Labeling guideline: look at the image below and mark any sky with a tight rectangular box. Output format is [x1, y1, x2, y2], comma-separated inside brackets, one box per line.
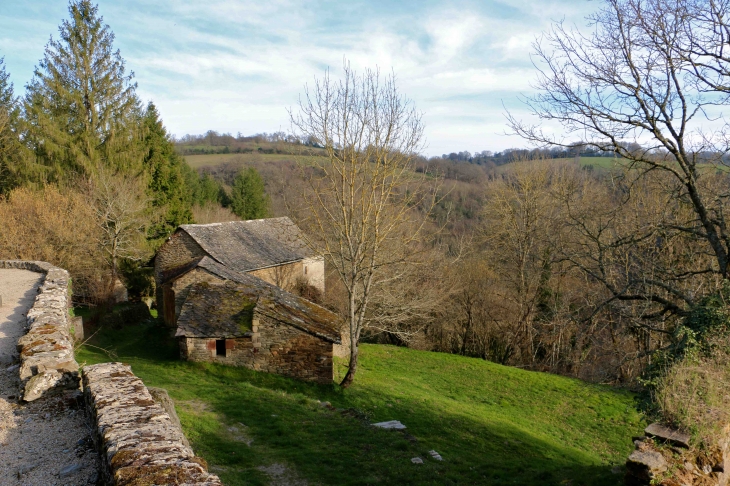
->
[0, 0, 597, 156]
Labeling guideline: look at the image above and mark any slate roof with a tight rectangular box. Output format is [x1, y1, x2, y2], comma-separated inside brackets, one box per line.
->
[178, 217, 315, 274]
[175, 277, 341, 344]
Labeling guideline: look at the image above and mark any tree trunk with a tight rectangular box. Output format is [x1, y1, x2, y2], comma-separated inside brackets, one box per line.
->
[340, 338, 359, 388]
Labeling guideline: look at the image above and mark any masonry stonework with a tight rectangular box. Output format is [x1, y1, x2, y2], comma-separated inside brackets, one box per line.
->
[155, 219, 326, 328]
[83, 362, 222, 486]
[0, 260, 80, 401]
[181, 311, 334, 383]
[154, 231, 206, 311]
[248, 260, 303, 292]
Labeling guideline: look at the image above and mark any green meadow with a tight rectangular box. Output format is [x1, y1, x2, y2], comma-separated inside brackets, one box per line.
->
[76, 317, 644, 486]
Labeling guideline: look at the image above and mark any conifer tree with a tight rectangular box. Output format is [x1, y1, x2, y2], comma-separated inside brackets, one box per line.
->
[23, 0, 141, 180]
[0, 58, 29, 194]
[230, 167, 270, 220]
[141, 102, 194, 244]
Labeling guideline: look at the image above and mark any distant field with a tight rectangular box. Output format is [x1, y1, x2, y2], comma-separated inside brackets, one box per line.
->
[496, 156, 621, 172]
[184, 153, 307, 169]
[187, 153, 624, 170]
[77, 315, 645, 486]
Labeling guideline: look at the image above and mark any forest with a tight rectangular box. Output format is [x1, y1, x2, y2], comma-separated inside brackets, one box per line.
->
[1, 0, 730, 451]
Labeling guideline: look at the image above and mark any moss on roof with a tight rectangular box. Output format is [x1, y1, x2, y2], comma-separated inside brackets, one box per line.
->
[178, 217, 315, 274]
[176, 277, 341, 343]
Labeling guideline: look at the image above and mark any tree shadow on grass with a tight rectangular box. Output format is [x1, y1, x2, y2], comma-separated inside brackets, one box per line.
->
[77, 322, 629, 486]
[197, 380, 626, 486]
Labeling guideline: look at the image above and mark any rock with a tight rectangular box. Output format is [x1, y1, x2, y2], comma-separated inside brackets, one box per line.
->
[610, 465, 622, 474]
[428, 450, 443, 461]
[16, 462, 38, 477]
[59, 463, 83, 478]
[411, 457, 423, 464]
[148, 387, 190, 448]
[626, 450, 667, 482]
[372, 420, 406, 430]
[23, 369, 79, 402]
[644, 423, 691, 448]
[83, 362, 222, 485]
[69, 316, 84, 342]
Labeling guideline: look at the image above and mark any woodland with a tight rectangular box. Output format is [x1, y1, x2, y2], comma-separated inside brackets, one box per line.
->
[1, 0, 730, 450]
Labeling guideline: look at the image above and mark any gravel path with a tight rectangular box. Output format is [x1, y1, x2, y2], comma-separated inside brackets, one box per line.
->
[0, 269, 100, 485]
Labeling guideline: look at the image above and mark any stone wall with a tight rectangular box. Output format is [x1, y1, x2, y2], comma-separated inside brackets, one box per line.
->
[249, 260, 303, 292]
[0, 260, 79, 402]
[154, 231, 206, 311]
[182, 311, 334, 384]
[171, 268, 225, 324]
[248, 258, 325, 294]
[82, 362, 222, 486]
[301, 256, 325, 294]
[625, 423, 730, 485]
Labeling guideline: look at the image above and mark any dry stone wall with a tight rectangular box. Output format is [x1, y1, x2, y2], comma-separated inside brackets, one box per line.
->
[83, 362, 222, 486]
[0, 260, 79, 401]
[625, 423, 730, 485]
[181, 310, 334, 384]
[155, 230, 207, 311]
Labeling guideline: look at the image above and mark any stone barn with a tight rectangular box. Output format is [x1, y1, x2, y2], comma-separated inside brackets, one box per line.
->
[175, 277, 340, 383]
[154, 217, 324, 326]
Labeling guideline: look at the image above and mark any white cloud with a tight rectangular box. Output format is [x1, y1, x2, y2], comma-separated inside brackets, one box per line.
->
[3, 0, 599, 153]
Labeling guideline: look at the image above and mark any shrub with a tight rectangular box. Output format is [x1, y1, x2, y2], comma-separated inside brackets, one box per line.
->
[654, 342, 730, 446]
[0, 184, 152, 304]
[651, 286, 730, 446]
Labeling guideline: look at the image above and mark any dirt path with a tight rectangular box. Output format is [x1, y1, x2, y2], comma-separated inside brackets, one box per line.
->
[0, 269, 100, 485]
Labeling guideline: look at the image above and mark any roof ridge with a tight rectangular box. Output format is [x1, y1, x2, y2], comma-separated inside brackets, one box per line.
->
[179, 216, 292, 229]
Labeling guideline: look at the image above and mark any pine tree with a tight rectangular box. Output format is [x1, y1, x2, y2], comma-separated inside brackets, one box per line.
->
[230, 167, 270, 220]
[0, 58, 30, 193]
[0, 58, 12, 109]
[141, 102, 194, 244]
[23, 0, 141, 180]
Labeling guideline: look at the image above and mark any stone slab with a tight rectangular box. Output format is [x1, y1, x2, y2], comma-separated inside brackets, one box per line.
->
[644, 423, 691, 448]
[373, 420, 406, 430]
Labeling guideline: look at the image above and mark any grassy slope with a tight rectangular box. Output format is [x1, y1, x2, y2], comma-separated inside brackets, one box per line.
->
[76, 320, 644, 486]
[184, 153, 324, 169]
[185, 153, 622, 170]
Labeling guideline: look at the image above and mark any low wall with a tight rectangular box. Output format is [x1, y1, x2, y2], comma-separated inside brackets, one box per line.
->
[625, 423, 729, 485]
[181, 311, 334, 384]
[83, 362, 222, 486]
[0, 260, 79, 401]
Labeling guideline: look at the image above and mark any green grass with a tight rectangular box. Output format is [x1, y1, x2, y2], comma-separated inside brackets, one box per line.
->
[75, 319, 644, 485]
[184, 153, 329, 169]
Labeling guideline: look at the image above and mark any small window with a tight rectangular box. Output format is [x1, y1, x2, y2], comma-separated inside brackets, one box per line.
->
[304, 266, 308, 275]
[216, 339, 226, 356]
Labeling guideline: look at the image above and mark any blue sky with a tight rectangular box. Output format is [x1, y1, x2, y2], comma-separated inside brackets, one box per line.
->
[0, 0, 596, 156]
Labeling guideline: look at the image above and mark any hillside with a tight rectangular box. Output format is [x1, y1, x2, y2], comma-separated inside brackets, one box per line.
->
[76, 316, 644, 486]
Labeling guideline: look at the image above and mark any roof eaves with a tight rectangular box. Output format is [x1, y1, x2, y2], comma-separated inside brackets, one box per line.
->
[255, 307, 341, 344]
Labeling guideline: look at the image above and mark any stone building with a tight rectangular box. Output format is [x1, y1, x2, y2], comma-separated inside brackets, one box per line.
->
[175, 277, 340, 383]
[154, 217, 324, 326]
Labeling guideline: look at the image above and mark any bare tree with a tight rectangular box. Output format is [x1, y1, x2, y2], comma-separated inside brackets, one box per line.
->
[508, 0, 730, 318]
[290, 62, 440, 387]
[84, 169, 151, 289]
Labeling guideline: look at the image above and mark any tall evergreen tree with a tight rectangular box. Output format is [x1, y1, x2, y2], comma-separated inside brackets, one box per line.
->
[141, 102, 193, 244]
[23, 0, 141, 180]
[230, 167, 270, 220]
[0, 58, 30, 193]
